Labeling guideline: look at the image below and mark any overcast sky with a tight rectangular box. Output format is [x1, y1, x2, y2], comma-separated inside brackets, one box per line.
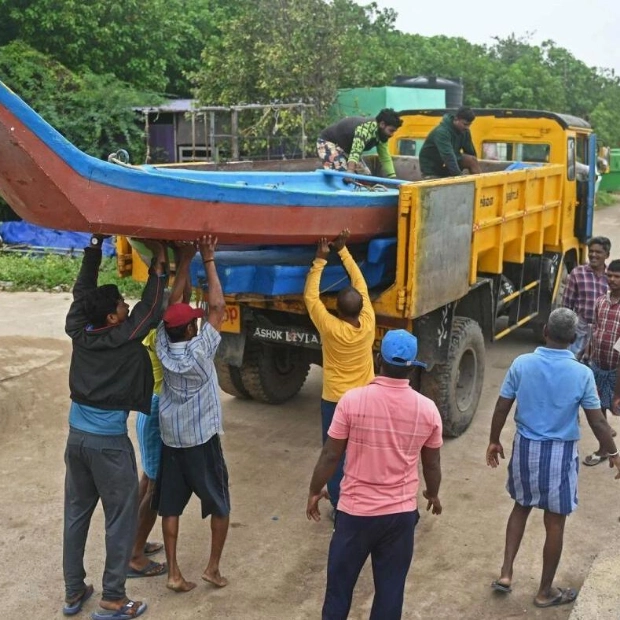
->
[363, 0, 620, 75]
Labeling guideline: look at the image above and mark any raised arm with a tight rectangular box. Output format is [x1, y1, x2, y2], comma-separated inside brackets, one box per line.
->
[304, 237, 337, 332]
[198, 235, 225, 332]
[65, 241, 105, 337]
[170, 243, 196, 305]
[331, 230, 371, 315]
[119, 239, 167, 340]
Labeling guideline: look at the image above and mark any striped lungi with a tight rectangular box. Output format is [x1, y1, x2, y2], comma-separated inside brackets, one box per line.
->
[507, 433, 578, 515]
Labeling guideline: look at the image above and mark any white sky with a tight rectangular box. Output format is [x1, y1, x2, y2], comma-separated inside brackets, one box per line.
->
[363, 0, 620, 75]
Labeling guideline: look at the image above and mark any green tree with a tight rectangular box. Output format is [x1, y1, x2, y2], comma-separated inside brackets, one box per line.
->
[0, 0, 233, 95]
[0, 41, 155, 161]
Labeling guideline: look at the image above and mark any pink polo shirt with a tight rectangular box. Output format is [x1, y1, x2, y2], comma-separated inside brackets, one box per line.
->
[328, 376, 443, 517]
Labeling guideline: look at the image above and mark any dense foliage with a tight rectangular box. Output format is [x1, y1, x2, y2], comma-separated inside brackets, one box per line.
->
[0, 0, 619, 153]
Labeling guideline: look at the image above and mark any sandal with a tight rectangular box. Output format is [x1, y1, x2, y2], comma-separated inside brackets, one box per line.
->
[91, 600, 147, 620]
[534, 587, 578, 608]
[583, 452, 608, 466]
[63, 584, 94, 616]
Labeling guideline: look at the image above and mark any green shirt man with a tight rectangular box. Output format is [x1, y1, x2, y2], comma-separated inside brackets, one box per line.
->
[317, 108, 402, 178]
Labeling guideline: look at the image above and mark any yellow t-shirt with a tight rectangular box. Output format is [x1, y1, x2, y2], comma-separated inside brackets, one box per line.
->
[304, 247, 375, 402]
[143, 329, 163, 395]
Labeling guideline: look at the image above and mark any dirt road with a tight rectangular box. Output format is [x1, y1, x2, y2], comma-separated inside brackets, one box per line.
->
[2, 204, 620, 619]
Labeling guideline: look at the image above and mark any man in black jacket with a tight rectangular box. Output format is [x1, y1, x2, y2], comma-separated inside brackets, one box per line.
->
[62, 235, 167, 620]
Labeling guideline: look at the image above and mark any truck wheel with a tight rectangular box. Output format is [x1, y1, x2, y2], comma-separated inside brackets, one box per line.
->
[421, 317, 485, 438]
[214, 357, 252, 400]
[241, 342, 310, 404]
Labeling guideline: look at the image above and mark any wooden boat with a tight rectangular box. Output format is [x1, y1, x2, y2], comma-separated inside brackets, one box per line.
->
[0, 81, 403, 244]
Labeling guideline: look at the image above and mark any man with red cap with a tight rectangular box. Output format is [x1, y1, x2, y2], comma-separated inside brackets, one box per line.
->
[153, 235, 229, 594]
[307, 329, 444, 620]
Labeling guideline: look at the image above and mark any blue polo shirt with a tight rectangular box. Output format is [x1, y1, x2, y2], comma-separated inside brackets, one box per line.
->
[500, 347, 600, 441]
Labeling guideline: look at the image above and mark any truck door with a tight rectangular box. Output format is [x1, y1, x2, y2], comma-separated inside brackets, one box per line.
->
[573, 132, 596, 242]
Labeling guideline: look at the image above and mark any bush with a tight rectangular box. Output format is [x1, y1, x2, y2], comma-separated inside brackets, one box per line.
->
[0, 252, 145, 297]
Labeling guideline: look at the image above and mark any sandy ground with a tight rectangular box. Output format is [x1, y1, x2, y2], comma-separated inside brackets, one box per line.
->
[2, 204, 620, 620]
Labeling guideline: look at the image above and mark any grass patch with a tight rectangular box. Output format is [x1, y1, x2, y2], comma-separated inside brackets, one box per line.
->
[0, 252, 146, 296]
[596, 191, 620, 208]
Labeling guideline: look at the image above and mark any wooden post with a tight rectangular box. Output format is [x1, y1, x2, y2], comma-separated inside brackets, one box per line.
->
[210, 111, 216, 162]
[301, 106, 307, 159]
[231, 108, 239, 161]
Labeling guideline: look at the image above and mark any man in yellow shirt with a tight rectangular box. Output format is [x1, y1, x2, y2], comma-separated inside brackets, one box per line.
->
[129, 243, 195, 578]
[304, 229, 375, 511]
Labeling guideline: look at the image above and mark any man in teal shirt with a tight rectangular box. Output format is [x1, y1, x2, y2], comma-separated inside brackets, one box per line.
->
[419, 106, 481, 178]
[317, 108, 402, 178]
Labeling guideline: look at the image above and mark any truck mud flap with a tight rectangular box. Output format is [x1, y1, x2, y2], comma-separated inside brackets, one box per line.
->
[216, 332, 246, 367]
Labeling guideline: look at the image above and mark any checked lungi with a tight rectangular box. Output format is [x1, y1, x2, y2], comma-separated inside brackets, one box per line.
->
[589, 362, 617, 411]
[507, 433, 578, 516]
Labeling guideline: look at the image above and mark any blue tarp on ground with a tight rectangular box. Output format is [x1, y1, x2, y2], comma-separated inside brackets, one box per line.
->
[0, 221, 116, 256]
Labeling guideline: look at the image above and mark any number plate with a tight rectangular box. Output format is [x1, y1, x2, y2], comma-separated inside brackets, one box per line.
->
[221, 303, 241, 333]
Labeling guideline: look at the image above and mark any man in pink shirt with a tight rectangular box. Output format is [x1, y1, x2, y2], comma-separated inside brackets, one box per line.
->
[307, 329, 443, 620]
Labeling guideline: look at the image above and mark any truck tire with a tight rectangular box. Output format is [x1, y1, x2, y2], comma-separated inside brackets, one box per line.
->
[214, 357, 252, 400]
[421, 317, 485, 438]
[240, 342, 310, 404]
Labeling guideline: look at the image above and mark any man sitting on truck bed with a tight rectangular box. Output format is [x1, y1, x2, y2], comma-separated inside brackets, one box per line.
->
[303, 229, 376, 514]
[419, 106, 481, 179]
[317, 109, 402, 179]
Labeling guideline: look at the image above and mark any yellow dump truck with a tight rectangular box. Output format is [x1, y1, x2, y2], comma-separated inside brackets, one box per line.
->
[119, 108, 598, 437]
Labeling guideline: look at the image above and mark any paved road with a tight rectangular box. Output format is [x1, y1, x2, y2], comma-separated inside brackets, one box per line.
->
[1, 203, 620, 619]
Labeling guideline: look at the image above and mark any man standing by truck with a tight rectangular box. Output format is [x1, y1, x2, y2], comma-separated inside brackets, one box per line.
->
[419, 106, 481, 179]
[561, 236, 610, 358]
[486, 308, 620, 608]
[317, 109, 402, 179]
[304, 229, 375, 513]
[307, 329, 443, 620]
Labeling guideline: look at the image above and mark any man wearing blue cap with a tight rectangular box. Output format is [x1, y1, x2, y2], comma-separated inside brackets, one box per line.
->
[307, 329, 444, 620]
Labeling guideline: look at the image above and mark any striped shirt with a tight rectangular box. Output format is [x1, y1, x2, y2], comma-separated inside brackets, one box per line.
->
[561, 264, 607, 324]
[156, 321, 222, 448]
[328, 376, 443, 516]
[590, 293, 620, 370]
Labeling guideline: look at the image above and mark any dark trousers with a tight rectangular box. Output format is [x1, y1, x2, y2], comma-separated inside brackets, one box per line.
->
[321, 399, 345, 508]
[322, 510, 420, 620]
[63, 429, 138, 601]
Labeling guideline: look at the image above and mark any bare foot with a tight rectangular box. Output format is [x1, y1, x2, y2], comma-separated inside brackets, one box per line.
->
[202, 570, 229, 587]
[167, 578, 197, 593]
[99, 598, 143, 613]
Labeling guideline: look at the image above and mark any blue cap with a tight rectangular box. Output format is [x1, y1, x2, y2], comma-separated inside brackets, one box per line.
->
[380, 329, 427, 368]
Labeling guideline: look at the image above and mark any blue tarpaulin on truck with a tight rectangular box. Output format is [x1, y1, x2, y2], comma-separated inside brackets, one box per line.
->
[0, 221, 116, 256]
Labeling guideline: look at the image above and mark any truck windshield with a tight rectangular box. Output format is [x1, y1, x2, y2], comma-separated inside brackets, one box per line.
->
[482, 142, 550, 163]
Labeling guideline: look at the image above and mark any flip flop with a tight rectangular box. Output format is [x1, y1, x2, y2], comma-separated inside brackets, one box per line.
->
[127, 560, 167, 578]
[583, 453, 608, 466]
[144, 541, 163, 556]
[491, 580, 512, 593]
[91, 601, 147, 620]
[63, 584, 94, 616]
[534, 587, 578, 608]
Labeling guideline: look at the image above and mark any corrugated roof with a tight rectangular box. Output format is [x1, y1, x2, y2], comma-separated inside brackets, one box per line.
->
[135, 99, 197, 113]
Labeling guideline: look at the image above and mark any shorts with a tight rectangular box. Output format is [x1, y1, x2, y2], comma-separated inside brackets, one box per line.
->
[153, 434, 230, 519]
[316, 139, 371, 175]
[135, 394, 163, 480]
